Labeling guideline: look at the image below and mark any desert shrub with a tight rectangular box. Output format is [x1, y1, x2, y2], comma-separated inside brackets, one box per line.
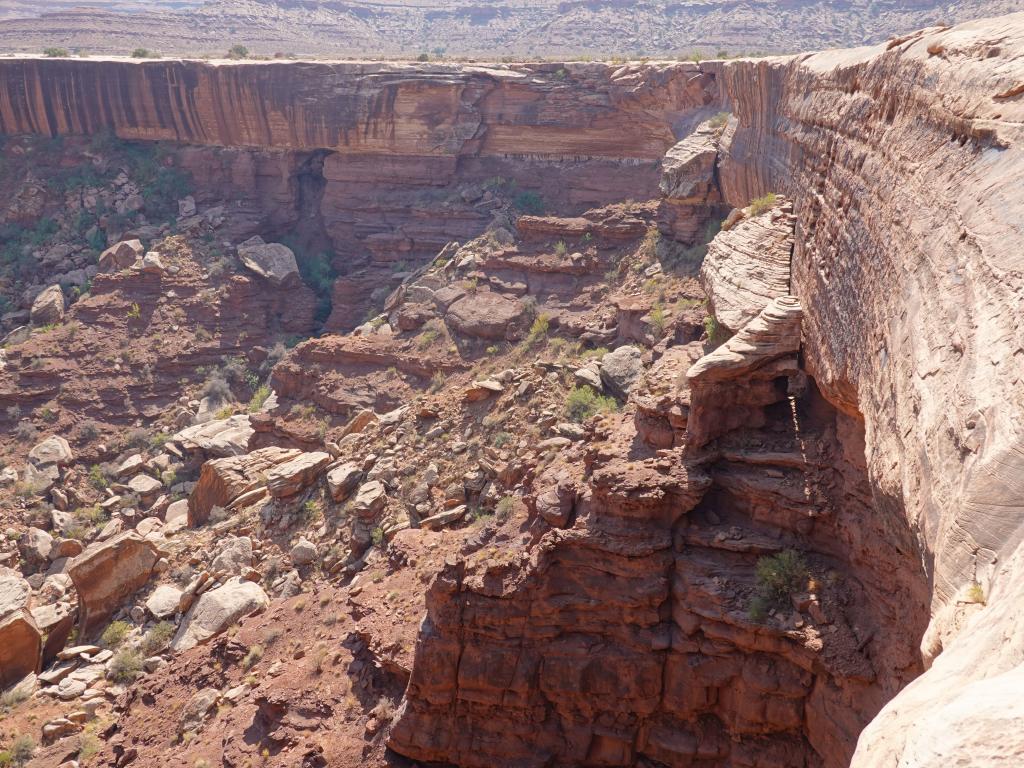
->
[227, 44, 249, 59]
[967, 582, 986, 604]
[513, 190, 544, 215]
[429, 371, 446, 393]
[748, 193, 778, 216]
[492, 431, 513, 448]
[4, 734, 35, 766]
[526, 313, 550, 346]
[0, 686, 28, 712]
[78, 733, 101, 761]
[141, 621, 175, 655]
[100, 620, 132, 648]
[12, 422, 37, 443]
[248, 385, 271, 413]
[753, 549, 809, 606]
[242, 643, 264, 670]
[649, 302, 668, 337]
[495, 495, 515, 521]
[44, 47, 69, 57]
[370, 526, 385, 547]
[708, 111, 730, 129]
[88, 463, 110, 490]
[4, 405, 20, 421]
[565, 385, 618, 423]
[553, 240, 567, 256]
[107, 648, 144, 683]
[78, 418, 101, 441]
[131, 48, 159, 58]
[200, 369, 232, 403]
[416, 52, 430, 61]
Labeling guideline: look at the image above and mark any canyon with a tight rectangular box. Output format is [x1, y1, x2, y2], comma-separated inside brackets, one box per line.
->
[0, 10, 1022, 768]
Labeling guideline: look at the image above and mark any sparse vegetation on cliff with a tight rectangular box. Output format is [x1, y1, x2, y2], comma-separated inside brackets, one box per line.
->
[748, 549, 810, 621]
[43, 47, 69, 57]
[748, 193, 778, 216]
[565, 385, 618, 422]
[227, 45, 249, 59]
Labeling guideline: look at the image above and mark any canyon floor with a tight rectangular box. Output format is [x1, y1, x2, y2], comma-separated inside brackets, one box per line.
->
[1, 10, 1024, 768]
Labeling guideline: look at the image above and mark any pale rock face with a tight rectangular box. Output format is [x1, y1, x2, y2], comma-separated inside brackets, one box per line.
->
[236, 236, 299, 285]
[445, 292, 527, 341]
[145, 584, 183, 619]
[289, 538, 318, 567]
[711, 15, 1024, 767]
[699, 199, 795, 332]
[171, 578, 269, 652]
[172, 415, 254, 458]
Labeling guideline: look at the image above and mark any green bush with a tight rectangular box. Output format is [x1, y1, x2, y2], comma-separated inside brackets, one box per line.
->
[43, 47, 69, 57]
[141, 621, 175, 655]
[748, 193, 778, 216]
[131, 48, 159, 58]
[565, 385, 618, 423]
[227, 45, 249, 59]
[513, 190, 544, 215]
[754, 549, 809, 605]
[100, 619, 131, 648]
[107, 648, 144, 683]
[247, 384, 271, 413]
[526, 313, 549, 346]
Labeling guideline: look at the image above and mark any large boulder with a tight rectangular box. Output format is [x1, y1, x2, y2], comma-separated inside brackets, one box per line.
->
[171, 578, 269, 652]
[188, 447, 302, 526]
[236, 236, 299, 285]
[68, 532, 160, 638]
[0, 567, 42, 688]
[266, 451, 331, 498]
[30, 285, 65, 326]
[351, 479, 387, 519]
[0, 612, 42, 689]
[98, 239, 144, 272]
[599, 345, 645, 399]
[145, 584, 184, 620]
[173, 415, 254, 459]
[326, 462, 363, 501]
[445, 292, 527, 341]
[28, 435, 73, 467]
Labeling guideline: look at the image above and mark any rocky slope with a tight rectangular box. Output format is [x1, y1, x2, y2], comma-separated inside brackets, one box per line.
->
[0, 0, 1022, 58]
[0, 11, 1023, 768]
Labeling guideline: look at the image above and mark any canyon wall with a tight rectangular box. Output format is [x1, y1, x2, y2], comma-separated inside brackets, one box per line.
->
[714, 14, 1024, 764]
[389, 13, 1024, 768]
[0, 58, 719, 328]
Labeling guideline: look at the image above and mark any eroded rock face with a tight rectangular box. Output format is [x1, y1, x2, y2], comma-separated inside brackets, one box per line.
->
[709, 15, 1024, 767]
[68, 532, 160, 638]
[236, 236, 299, 285]
[700, 200, 795, 332]
[188, 447, 303, 526]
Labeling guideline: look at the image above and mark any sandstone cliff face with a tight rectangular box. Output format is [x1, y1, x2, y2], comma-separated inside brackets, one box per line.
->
[713, 16, 1024, 764]
[0, 59, 718, 328]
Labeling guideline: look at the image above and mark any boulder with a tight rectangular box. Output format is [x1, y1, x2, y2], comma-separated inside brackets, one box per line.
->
[98, 240, 145, 272]
[236, 236, 299, 285]
[445, 292, 527, 341]
[171, 578, 269, 652]
[127, 474, 162, 497]
[29, 435, 73, 467]
[420, 505, 467, 531]
[68, 532, 160, 638]
[0, 567, 32, 617]
[145, 584, 183, 619]
[289, 538, 318, 567]
[115, 454, 146, 478]
[188, 447, 302, 526]
[464, 380, 504, 402]
[173, 415, 254, 459]
[0, 613, 42, 688]
[326, 462, 363, 501]
[30, 285, 65, 326]
[599, 345, 644, 399]
[18, 527, 54, 573]
[351, 479, 387, 519]
[210, 536, 253, 575]
[265, 451, 331, 498]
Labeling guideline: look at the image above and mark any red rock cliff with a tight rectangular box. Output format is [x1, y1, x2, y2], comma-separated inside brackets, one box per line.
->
[714, 13, 1024, 765]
